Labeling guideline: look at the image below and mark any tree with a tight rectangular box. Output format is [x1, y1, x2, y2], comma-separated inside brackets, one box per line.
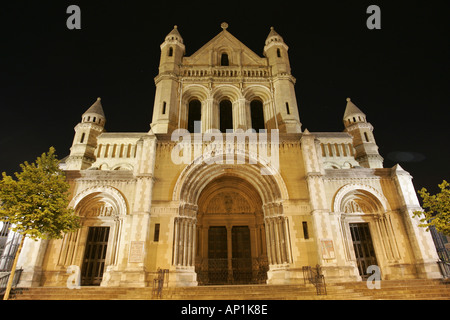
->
[0, 147, 80, 300]
[413, 180, 450, 236]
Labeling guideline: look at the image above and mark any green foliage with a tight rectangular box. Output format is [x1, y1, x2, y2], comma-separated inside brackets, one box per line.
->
[413, 180, 450, 236]
[0, 147, 80, 240]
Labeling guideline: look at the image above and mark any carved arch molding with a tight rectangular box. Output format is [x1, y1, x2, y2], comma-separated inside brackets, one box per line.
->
[172, 173, 292, 269]
[333, 183, 401, 263]
[58, 186, 128, 267]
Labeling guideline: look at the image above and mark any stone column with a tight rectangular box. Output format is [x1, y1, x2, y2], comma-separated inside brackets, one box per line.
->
[235, 98, 247, 130]
[264, 214, 291, 266]
[202, 98, 215, 132]
[173, 216, 197, 267]
[263, 203, 293, 284]
[170, 203, 198, 286]
[374, 213, 401, 262]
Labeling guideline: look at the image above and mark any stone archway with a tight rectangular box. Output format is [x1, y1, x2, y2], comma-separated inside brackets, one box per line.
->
[195, 175, 268, 285]
[170, 153, 291, 286]
[333, 184, 401, 280]
[58, 186, 127, 285]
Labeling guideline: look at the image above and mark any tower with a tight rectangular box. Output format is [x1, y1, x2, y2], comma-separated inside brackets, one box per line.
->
[263, 27, 302, 133]
[66, 97, 106, 170]
[343, 98, 383, 168]
[151, 25, 185, 134]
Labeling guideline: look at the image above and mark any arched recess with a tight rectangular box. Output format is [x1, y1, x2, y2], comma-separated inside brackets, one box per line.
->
[242, 85, 272, 104]
[216, 47, 232, 67]
[211, 84, 242, 103]
[220, 53, 229, 66]
[333, 184, 389, 214]
[187, 99, 202, 133]
[219, 99, 233, 132]
[171, 152, 292, 275]
[243, 85, 275, 131]
[250, 99, 265, 132]
[194, 175, 268, 284]
[333, 184, 400, 279]
[181, 84, 210, 130]
[182, 84, 210, 103]
[58, 186, 128, 275]
[173, 151, 288, 205]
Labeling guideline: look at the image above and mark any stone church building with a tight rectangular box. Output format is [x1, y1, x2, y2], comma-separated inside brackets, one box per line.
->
[16, 23, 441, 288]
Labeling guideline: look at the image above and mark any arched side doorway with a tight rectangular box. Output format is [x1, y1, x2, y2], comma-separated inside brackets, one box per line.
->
[59, 186, 127, 286]
[195, 175, 268, 285]
[334, 184, 400, 280]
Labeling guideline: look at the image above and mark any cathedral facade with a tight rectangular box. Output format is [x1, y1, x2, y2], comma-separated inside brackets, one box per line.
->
[16, 24, 441, 288]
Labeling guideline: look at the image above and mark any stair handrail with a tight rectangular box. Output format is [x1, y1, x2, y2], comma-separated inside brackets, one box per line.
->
[437, 259, 450, 279]
[0, 268, 23, 297]
[302, 264, 327, 295]
[152, 268, 169, 299]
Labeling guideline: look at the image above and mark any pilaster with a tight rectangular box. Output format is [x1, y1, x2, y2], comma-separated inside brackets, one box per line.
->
[391, 165, 441, 279]
[118, 133, 158, 287]
[16, 237, 48, 287]
[300, 131, 354, 281]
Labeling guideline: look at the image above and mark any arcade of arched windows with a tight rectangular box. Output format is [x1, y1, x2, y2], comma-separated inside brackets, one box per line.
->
[184, 95, 270, 133]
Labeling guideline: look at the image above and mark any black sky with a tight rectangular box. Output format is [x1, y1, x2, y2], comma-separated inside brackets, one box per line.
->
[0, 1, 449, 194]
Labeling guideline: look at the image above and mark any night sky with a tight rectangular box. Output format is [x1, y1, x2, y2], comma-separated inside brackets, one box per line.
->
[0, 1, 448, 195]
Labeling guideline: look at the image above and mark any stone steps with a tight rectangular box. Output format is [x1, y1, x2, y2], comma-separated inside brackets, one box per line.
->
[10, 279, 450, 300]
[337, 279, 450, 300]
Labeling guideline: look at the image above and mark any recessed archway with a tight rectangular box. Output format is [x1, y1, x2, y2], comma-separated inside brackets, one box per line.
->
[171, 154, 292, 286]
[195, 175, 268, 285]
[61, 186, 127, 285]
[333, 184, 400, 280]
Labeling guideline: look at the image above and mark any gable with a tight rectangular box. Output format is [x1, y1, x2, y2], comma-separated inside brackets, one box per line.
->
[183, 30, 267, 67]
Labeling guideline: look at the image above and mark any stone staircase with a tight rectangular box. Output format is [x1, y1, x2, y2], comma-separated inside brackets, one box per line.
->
[9, 279, 450, 300]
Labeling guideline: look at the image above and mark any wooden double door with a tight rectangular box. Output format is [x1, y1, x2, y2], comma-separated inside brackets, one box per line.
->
[207, 226, 253, 284]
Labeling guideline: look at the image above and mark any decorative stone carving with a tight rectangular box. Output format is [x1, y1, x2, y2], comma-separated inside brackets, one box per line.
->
[343, 199, 370, 214]
[85, 203, 114, 217]
[333, 183, 389, 214]
[206, 191, 253, 214]
[70, 185, 128, 218]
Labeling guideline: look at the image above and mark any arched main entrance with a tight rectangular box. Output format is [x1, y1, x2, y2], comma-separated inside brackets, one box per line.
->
[171, 154, 292, 286]
[195, 176, 268, 285]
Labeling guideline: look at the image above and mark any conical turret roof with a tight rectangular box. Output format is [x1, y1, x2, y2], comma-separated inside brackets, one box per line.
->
[265, 26, 284, 45]
[343, 97, 365, 119]
[83, 97, 105, 118]
[165, 25, 183, 44]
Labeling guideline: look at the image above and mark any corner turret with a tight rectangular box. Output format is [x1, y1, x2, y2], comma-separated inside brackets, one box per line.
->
[263, 27, 301, 133]
[263, 27, 291, 75]
[66, 98, 106, 170]
[151, 26, 185, 134]
[343, 98, 383, 168]
[158, 25, 185, 75]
